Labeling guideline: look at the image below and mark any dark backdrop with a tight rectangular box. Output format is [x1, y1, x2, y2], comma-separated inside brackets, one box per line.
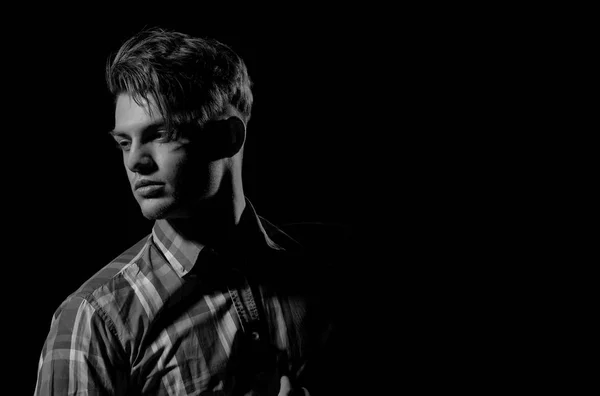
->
[12, 10, 521, 393]
[15, 16, 378, 392]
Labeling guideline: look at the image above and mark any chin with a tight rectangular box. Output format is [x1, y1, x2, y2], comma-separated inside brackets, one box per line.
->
[139, 198, 178, 220]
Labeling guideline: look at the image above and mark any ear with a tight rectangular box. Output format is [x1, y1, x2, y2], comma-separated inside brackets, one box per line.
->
[223, 116, 246, 158]
[201, 116, 246, 160]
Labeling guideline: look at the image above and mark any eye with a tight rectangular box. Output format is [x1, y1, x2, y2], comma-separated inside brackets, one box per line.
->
[154, 129, 172, 143]
[114, 139, 131, 151]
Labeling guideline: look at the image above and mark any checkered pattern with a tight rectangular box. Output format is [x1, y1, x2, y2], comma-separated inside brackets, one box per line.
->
[34, 199, 324, 395]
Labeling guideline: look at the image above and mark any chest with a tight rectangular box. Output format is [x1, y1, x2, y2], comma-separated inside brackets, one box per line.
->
[130, 289, 312, 395]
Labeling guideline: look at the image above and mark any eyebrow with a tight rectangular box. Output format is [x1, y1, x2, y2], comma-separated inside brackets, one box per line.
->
[108, 121, 166, 138]
[108, 130, 129, 138]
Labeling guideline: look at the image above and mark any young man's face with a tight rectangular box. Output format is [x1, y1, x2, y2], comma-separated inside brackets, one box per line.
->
[111, 93, 224, 220]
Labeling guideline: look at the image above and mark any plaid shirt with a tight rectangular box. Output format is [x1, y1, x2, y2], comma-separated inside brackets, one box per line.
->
[34, 199, 333, 395]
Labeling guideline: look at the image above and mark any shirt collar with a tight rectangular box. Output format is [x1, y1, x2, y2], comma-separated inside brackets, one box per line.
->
[151, 197, 283, 278]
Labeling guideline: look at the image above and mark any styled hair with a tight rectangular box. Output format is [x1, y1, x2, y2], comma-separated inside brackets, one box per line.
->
[106, 28, 253, 136]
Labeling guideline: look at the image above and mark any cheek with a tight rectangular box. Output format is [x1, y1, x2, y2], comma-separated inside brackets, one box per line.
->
[176, 160, 223, 197]
[157, 150, 203, 188]
[161, 154, 189, 184]
[156, 147, 223, 193]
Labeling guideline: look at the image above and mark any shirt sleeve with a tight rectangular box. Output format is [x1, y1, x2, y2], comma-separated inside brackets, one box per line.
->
[34, 296, 128, 396]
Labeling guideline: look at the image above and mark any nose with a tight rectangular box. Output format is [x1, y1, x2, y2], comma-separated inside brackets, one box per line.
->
[125, 142, 156, 174]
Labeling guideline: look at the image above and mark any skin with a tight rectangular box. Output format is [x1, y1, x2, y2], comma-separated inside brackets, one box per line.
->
[111, 93, 246, 247]
[111, 93, 309, 395]
[279, 376, 310, 396]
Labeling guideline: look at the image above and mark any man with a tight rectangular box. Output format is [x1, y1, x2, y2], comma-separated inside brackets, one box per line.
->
[34, 28, 345, 395]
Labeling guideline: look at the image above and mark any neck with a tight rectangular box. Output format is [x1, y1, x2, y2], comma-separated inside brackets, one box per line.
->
[167, 186, 247, 252]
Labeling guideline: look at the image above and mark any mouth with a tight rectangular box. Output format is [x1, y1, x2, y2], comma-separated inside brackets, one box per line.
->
[135, 179, 163, 189]
[134, 180, 165, 197]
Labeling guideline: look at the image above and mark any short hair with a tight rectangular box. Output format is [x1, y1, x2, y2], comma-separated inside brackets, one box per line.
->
[106, 28, 253, 137]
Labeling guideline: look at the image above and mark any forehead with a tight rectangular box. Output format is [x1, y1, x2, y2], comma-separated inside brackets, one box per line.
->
[114, 93, 162, 132]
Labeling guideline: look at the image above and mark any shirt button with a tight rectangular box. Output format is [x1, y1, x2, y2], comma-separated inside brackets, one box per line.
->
[251, 331, 260, 341]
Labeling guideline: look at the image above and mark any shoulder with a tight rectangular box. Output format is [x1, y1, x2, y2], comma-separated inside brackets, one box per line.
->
[53, 234, 152, 323]
[258, 219, 356, 297]
[71, 235, 151, 298]
[270, 220, 356, 274]
[262, 218, 355, 258]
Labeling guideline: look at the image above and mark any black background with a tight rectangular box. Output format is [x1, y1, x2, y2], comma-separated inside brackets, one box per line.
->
[15, 14, 388, 393]
[10, 9, 536, 394]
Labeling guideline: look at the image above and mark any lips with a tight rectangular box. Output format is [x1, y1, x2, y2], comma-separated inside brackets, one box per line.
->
[134, 180, 165, 198]
[134, 179, 164, 191]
